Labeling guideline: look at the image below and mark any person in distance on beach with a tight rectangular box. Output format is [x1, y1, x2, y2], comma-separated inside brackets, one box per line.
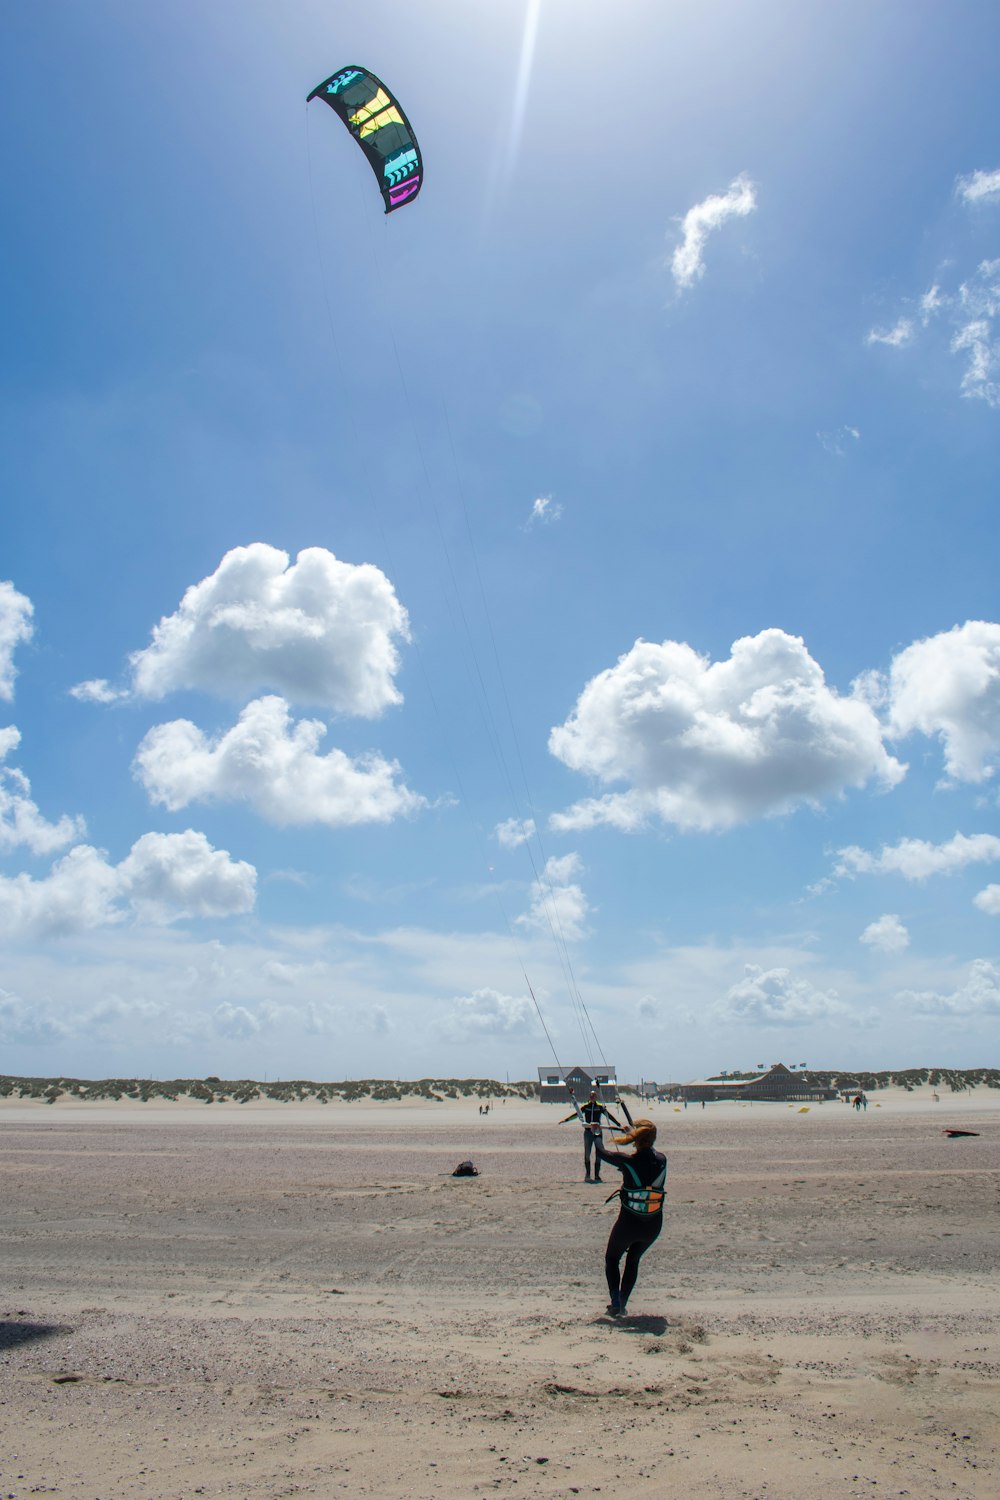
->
[559, 1089, 622, 1182]
[594, 1118, 667, 1317]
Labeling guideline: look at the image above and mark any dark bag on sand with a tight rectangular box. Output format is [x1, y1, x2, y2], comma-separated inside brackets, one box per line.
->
[452, 1160, 479, 1176]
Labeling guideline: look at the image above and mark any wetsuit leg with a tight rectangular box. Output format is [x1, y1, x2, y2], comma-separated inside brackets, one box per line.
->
[584, 1129, 597, 1176]
[604, 1213, 662, 1302]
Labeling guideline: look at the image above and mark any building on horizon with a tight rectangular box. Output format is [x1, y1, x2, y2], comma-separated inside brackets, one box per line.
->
[537, 1064, 617, 1103]
[678, 1062, 838, 1104]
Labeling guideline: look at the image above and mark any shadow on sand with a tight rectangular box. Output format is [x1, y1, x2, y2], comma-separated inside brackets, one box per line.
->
[591, 1313, 669, 1336]
[0, 1319, 71, 1353]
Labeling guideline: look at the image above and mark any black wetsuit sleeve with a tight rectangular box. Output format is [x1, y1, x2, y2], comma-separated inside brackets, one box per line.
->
[593, 1143, 630, 1170]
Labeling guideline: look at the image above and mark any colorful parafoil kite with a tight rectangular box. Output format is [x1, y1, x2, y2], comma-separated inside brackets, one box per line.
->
[307, 66, 422, 214]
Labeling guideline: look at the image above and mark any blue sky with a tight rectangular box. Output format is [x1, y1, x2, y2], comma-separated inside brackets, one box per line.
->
[3, 0, 1000, 1082]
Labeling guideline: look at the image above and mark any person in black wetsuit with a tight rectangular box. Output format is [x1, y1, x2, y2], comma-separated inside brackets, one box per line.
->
[594, 1117, 666, 1316]
[559, 1090, 622, 1182]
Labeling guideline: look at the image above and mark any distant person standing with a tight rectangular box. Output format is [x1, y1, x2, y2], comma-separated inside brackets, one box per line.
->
[560, 1090, 622, 1182]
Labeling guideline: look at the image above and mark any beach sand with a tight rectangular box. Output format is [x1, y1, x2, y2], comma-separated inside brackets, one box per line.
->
[1, 1089, 998, 1498]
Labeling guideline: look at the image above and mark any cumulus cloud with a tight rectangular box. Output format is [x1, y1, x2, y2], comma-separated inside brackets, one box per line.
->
[438, 985, 539, 1040]
[636, 995, 665, 1025]
[525, 495, 563, 527]
[860, 913, 910, 954]
[96, 544, 410, 714]
[117, 830, 256, 923]
[83, 996, 163, 1031]
[900, 958, 1000, 1016]
[973, 884, 1000, 915]
[549, 629, 903, 834]
[716, 964, 846, 1025]
[134, 695, 425, 828]
[0, 582, 33, 701]
[671, 174, 757, 290]
[0, 728, 86, 855]
[0, 831, 255, 940]
[517, 851, 591, 941]
[836, 832, 1000, 881]
[866, 318, 914, 348]
[957, 168, 1000, 205]
[212, 1002, 263, 1040]
[0, 845, 122, 939]
[0, 989, 72, 1045]
[0, 992, 163, 1050]
[887, 621, 1000, 782]
[495, 816, 536, 849]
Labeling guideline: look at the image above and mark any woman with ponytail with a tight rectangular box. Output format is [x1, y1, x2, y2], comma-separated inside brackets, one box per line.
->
[594, 1118, 667, 1317]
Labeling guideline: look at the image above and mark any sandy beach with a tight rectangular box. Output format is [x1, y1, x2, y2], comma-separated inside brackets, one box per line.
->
[2, 1089, 999, 1498]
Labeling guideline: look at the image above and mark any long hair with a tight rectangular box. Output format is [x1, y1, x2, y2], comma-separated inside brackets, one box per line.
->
[613, 1117, 657, 1151]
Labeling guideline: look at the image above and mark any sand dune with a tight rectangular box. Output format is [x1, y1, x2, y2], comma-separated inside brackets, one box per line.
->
[1, 1093, 998, 1497]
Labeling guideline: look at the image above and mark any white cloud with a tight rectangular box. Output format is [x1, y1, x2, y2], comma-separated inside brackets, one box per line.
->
[951, 318, 997, 404]
[836, 832, 1000, 882]
[495, 816, 536, 849]
[134, 695, 425, 827]
[0, 582, 33, 701]
[0, 844, 123, 938]
[952, 303, 1000, 409]
[957, 167, 1000, 205]
[860, 913, 910, 954]
[83, 996, 163, 1031]
[262, 958, 330, 986]
[0, 989, 72, 1045]
[921, 285, 944, 321]
[303, 1000, 342, 1034]
[888, 620, 1000, 782]
[526, 495, 563, 527]
[866, 169, 1000, 406]
[69, 678, 127, 704]
[0, 728, 86, 854]
[901, 958, 1000, 1016]
[866, 318, 914, 347]
[670, 174, 757, 290]
[365, 1003, 393, 1035]
[117, 544, 410, 714]
[549, 629, 904, 834]
[117, 830, 256, 923]
[0, 831, 255, 939]
[817, 426, 861, 456]
[517, 851, 591, 941]
[715, 964, 846, 1025]
[973, 884, 1000, 915]
[636, 994, 665, 1025]
[438, 985, 539, 1040]
[953, 260, 1000, 406]
[212, 1002, 263, 1040]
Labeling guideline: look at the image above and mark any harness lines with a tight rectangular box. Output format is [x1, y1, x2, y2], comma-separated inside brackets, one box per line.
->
[605, 1157, 667, 1217]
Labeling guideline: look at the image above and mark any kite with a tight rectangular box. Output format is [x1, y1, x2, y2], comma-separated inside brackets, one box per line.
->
[307, 66, 423, 213]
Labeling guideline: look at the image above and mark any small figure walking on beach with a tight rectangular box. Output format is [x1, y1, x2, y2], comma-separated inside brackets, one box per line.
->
[594, 1118, 667, 1317]
[560, 1089, 622, 1182]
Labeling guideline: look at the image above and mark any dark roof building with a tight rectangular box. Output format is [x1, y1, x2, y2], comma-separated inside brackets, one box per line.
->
[679, 1062, 838, 1103]
[537, 1064, 617, 1103]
